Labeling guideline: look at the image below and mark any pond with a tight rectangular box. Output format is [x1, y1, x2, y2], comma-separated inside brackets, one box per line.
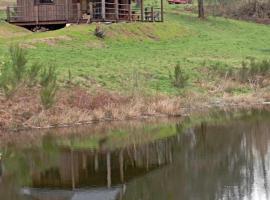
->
[0, 109, 270, 200]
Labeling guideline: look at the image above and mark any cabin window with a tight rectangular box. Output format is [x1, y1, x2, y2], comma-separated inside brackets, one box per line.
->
[36, 0, 54, 4]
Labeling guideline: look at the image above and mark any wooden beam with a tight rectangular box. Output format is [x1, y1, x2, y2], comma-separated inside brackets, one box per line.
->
[65, 0, 69, 21]
[102, 0, 106, 20]
[115, 0, 119, 21]
[128, 4, 132, 21]
[151, 6, 154, 22]
[140, 0, 144, 22]
[77, 3, 81, 24]
[35, 6, 39, 25]
[89, 2, 93, 20]
[161, 0, 164, 22]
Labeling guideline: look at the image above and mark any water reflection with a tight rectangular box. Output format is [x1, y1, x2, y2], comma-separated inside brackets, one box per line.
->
[0, 110, 270, 200]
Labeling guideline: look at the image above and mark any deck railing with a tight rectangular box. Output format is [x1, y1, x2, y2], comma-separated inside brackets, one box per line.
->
[6, 2, 163, 24]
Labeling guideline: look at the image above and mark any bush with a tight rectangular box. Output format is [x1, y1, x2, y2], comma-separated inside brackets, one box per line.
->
[0, 45, 58, 108]
[9, 45, 27, 83]
[0, 45, 28, 98]
[170, 63, 189, 88]
[40, 66, 58, 109]
[27, 62, 42, 87]
[94, 24, 105, 39]
[0, 65, 17, 98]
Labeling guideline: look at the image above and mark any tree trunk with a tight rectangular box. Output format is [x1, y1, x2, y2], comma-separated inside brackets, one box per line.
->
[198, 0, 205, 18]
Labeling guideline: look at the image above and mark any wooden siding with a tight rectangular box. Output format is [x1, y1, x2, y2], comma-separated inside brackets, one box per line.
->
[12, 0, 72, 23]
[7, 0, 163, 25]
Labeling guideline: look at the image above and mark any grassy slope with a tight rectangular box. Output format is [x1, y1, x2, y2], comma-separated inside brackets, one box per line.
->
[0, 5, 270, 94]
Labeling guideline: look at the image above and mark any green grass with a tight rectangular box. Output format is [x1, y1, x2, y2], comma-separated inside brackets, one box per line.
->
[0, 6, 270, 94]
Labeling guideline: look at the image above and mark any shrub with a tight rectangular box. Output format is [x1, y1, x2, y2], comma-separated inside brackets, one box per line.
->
[0, 45, 28, 98]
[170, 63, 189, 88]
[27, 62, 42, 87]
[94, 23, 105, 39]
[40, 66, 58, 109]
[0, 65, 17, 98]
[40, 82, 57, 109]
[9, 44, 27, 83]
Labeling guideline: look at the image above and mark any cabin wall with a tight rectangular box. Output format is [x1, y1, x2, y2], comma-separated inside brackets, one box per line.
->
[15, 0, 69, 23]
[38, 0, 66, 21]
[10, 0, 156, 25]
[16, 0, 34, 22]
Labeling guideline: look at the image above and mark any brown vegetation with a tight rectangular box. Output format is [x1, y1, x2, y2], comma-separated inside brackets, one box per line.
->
[0, 81, 269, 131]
[0, 86, 185, 130]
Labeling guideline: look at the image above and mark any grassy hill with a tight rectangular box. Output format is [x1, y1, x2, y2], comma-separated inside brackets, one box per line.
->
[0, 6, 270, 94]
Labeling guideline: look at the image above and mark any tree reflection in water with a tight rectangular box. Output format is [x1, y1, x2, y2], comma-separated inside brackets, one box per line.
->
[0, 110, 270, 200]
[121, 111, 270, 200]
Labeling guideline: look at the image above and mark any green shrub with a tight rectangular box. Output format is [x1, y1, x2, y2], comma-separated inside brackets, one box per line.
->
[40, 83, 57, 109]
[0, 45, 58, 108]
[170, 63, 189, 88]
[209, 61, 233, 78]
[9, 44, 27, 83]
[0, 65, 17, 98]
[40, 66, 58, 109]
[27, 62, 42, 87]
[237, 58, 270, 84]
[0, 45, 28, 98]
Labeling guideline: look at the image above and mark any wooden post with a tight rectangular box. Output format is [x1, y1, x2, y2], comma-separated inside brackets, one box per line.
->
[115, 0, 119, 21]
[6, 7, 10, 22]
[65, 0, 69, 21]
[128, 4, 132, 21]
[89, 2, 93, 20]
[151, 6, 154, 22]
[160, 0, 164, 22]
[106, 152, 111, 188]
[35, 6, 39, 25]
[140, 0, 144, 21]
[77, 3, 81, 23]
[102, 0, 106, 20]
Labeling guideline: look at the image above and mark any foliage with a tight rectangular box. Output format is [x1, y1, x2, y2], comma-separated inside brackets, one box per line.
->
[26, 62, 42, 87]
[0, 45, 58, 108]
[94, 24, 105, 39]
[40, 66, 58, 109]
[0, 63, 17, 98]
[238, 58, 270, 85]
[0, 45, 27, 98]
[9, 44, 27, 82]
[170, 63, 189, 88]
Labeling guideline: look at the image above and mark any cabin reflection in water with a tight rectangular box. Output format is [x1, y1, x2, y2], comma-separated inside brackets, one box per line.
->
[31, 137, 175, 190]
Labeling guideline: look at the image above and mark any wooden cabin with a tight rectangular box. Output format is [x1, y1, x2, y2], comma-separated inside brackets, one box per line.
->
[6, 0, 164, 26]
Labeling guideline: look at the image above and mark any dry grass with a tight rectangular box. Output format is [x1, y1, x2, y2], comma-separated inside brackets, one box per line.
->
[0, 82, 268, 131]
[0, 86, 184, 130]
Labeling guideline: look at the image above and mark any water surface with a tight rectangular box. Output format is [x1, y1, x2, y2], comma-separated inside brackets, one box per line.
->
[0, 109, 270, 200]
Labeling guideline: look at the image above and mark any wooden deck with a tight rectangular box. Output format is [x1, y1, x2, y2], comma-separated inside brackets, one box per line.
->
[6, 0, 164, 27]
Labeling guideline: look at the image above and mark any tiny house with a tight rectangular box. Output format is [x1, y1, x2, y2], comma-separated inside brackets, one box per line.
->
[6, 0, 164, 26]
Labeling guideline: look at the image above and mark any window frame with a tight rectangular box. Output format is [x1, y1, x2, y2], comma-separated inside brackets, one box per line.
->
[35, 0, 55, 5]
